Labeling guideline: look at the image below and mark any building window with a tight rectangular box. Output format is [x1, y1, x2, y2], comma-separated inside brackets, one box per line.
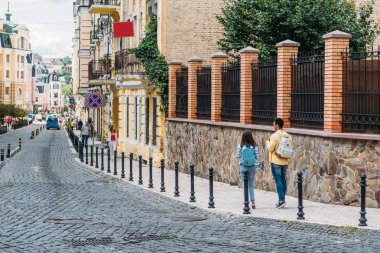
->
[35, 97, 38, 102]
[134, 97, 138, 140]
[5, 87, 10, 95]
[17, 71, 19, 78]
[6, 55, 10, 62]
[126, 97, 129, 138]
[152, 97, 157, 146]
[6, 70, 10, 78]
[53, 84, 59, 89]
[145, 97, 149, 144]
[21, 56, 24, 63]
[21, 37, 25, 49]
[54, 93, 58, 98]
[17, 55, 20, 63]
[21, 71, 24, 79]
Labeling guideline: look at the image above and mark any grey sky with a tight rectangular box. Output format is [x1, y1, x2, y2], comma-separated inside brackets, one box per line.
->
[3, 0, 73, 58]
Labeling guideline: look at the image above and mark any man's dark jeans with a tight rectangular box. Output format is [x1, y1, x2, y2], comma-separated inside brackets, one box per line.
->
[271, 164, 288, 202]
[82, 135, 89, 146]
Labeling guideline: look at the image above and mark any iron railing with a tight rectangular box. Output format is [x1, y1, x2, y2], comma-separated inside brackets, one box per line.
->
[12, 120, 28, 130]
[89, 0, 120, 7]
[115, 50, 145, 75]
[88, 57, 112, 80]
[221, 63, 240, 122]
[342, 50, 380, 133]
[196, 66, 211, 120]
[175, 67, 188, 118]
[291, 53, 324, 129]
[0, 126, 7, 135]
[252, 59, 277, 125]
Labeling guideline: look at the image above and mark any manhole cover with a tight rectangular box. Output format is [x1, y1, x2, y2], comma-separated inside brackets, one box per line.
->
[172, 216, 208, 222]
[44, 218, 93, 225]
[123, 235, 175, 244]
[67, 237, 113, 246]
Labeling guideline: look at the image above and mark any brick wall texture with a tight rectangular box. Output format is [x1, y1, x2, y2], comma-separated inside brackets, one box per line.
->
[165, 0, 225, 63]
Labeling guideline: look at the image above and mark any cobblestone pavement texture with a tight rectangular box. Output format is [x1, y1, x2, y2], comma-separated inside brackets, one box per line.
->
[0, 127, 380, 252]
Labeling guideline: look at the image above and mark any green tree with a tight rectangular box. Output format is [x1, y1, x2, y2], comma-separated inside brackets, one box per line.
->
[130, 17, 169, 112]
[0, 104, 28, 118]
[60, 56, 72, 66]
[56, 70, 72, 84]
[217, 0, 380, 59]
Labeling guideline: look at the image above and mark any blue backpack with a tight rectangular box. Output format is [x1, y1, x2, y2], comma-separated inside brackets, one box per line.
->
[241, 146, 256, 167]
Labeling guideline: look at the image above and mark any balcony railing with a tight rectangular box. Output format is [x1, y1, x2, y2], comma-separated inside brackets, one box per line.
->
[89, 0, 121, 7]
[88, 57, 112, 81]
[115, 50, 145, 75]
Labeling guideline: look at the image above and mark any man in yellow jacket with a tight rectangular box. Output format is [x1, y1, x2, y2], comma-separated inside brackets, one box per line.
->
[266, 118, 292, 209]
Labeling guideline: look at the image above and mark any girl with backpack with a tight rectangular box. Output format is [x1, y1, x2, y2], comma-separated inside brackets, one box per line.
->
[235, 130, 260, 209]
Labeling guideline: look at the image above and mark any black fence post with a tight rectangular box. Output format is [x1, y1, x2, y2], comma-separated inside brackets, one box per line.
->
[297, 171, 305, 220]
[30, 131, 34, 139]
[174, 161, 180, 197]
[80, 142, 84, 163]
[359, 174, 367, 226]
[0, 149, 4, 162]
[113, 151, 118, 175]
[100, 147, 104, 171]
[208, 168, 215, 208]
[138, 155, 143, 185]
[7, 144, 11, 158]
[148, 157, 153, 188]
[243, 171, 250, 214]
[160, 159, 165, 192]
[18, 138, 22, 149]
[107, 148, 111, 173]
[90, 146, 94, 166]
[129, 153, 133, 181]
[189, 164, 196, 202]
[121, 152, 125, 178]
[95, 146, 99, 168]
[85, 145, 88, 165]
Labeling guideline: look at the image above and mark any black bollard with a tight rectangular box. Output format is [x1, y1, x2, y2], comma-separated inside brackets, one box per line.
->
[121, 152, 125, 178]
[297, 171, 305, 220]
[100, 147, 104, 171]
[208, 168, 215, 208]
[18, 138, 22, 149]
[31, 131, 34, 139]
[148, 157, 153, 188]
[107, 148, 111, 173]
[90, 146, 94, 166]
[85, 145, 89, 165]
[174, 161, 180, 197]
[129, 153, 133, 181]
[189, 164, 196, 202]
[95, 146, 99, 168]
[359, 174, 367, 226]
[0, 149, 4, 162]
[79, 142, 84, 163]
[113, 151, 118, 175]
[138, 155, 143, 185]
[77, 137, 80, 153]
[243, 171, 250, 214]
[36, 129, 39, 136]
[7, 144, 11, 158]
[160, 159, 165, 192]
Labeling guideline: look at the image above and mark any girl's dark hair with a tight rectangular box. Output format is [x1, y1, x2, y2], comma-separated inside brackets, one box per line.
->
[240, 130, 256, 148]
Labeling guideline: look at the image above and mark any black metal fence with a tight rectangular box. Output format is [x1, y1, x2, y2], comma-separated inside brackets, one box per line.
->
[12, 120, 28, 130]
[88, 57, 112, 80]
[175, 67, 189, 118]
[291, 53, 325, 129]
[252, 59, 277, 125]
[115, 50, 145, 75]
[221, 63, 240, 122]
[196, 66, 211, 120]
[343, 50, 380, 133]
[0, 126, 7, 135]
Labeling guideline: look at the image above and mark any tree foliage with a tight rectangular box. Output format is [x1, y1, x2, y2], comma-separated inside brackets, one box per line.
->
[56, 70, 72, 84]
[60, 56, 72, 66]
[130, 17, 169, 113]
[217, 0, 380, 59]
[0, 104, 28, 118]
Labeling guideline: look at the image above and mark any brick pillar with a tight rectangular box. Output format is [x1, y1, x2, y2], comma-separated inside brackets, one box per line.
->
[322, 30, 352, 133]
[240, 47, 259, 124]
[188, 57, 204, 120]
[168, 61, 182, 118]
[211, 52, 228, 122]
[276, 40, 300, 128]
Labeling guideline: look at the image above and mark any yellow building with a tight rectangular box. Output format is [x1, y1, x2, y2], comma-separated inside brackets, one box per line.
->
[0, 6, 33, 110]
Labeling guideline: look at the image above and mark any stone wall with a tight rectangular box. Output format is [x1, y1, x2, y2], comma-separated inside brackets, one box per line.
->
[166, 120, 380, 208]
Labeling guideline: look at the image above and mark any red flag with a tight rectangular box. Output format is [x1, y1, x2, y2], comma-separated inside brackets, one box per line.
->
[113, 22, 134, 38]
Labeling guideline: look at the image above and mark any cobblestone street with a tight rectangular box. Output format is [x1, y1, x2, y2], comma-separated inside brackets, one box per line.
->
[0, 127, 379, 252]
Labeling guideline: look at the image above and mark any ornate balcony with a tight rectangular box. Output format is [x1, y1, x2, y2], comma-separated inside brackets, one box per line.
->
[89, 0, 121, 21]
[88, 57, 113, 82]
[115, 50, 145, 76]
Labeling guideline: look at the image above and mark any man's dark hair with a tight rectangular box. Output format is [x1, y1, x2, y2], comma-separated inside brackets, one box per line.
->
[274, 118, 284, 128]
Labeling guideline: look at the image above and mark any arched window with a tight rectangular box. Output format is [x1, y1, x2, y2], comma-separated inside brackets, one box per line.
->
[18, 88, 22, 95]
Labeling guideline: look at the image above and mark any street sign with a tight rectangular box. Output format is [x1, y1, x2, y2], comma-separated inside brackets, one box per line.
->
[69, 97, 75, 105]
[69, 104, 74, 109]
[86, 93, 103, 109]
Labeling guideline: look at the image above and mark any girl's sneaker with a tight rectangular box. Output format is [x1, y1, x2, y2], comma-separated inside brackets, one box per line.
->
[275, 201, 286, 209]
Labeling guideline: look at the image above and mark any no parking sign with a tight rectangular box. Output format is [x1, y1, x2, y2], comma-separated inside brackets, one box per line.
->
[85, 93, 105, 109]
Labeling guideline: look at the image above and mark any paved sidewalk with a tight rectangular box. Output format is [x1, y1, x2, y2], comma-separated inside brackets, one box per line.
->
[68, 131, 380, 230]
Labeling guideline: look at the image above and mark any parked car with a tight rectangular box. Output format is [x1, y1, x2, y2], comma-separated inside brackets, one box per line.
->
[46, 117, 60, 130]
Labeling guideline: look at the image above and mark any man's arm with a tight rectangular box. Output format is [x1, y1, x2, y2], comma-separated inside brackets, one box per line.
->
[266, 135, 278, 153]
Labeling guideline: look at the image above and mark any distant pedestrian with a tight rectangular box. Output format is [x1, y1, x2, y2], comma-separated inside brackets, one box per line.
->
[77, 120, 83, 131]
[235, 130, 260, 209]
[7, 117, 12, 128]
[266, 118, 293, 209]
[108, 126, 117, 159]
[80, 121, 90, 146]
